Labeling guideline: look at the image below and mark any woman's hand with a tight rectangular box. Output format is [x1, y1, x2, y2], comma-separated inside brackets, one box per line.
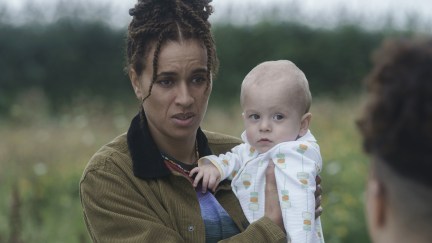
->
[315, 175, 323, 219]
[264, 159, 285, 233]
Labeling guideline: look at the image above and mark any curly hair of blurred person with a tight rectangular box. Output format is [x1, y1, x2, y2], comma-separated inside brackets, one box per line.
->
[126, 0, 218, 100]
[357, 38, 432, 243]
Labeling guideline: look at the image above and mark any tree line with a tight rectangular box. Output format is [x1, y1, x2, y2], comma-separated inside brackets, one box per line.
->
[0, 16, 422, 115]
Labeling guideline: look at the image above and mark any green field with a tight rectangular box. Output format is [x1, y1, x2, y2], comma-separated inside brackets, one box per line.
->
[0, 97, 371, 243]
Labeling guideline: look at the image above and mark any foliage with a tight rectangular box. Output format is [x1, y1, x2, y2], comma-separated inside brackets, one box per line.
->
[212, 22, 384, 105]
[0, 12, 425, 115]
[0, 99, 136, 243]
[0, 18, 132, 114]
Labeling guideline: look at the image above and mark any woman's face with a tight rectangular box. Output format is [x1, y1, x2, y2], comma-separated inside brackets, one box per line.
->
[131, 39, 211, 144]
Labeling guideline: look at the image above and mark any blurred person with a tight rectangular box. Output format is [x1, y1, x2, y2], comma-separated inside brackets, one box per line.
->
[191, 60, 324, 243]
[357, 38, 432, 243]
[79, 0, 322, 242]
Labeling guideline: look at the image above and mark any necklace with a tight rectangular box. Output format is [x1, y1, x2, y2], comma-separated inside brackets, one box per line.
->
[161, 140, 199, 174]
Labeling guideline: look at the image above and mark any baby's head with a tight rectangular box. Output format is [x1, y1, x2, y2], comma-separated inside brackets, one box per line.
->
[240, 60, 312, 153]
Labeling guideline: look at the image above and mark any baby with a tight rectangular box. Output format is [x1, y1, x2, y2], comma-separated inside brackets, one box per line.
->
[191, 60, 324, 243]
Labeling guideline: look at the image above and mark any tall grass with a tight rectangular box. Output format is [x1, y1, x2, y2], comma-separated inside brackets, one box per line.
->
[0, 96, 371, 243]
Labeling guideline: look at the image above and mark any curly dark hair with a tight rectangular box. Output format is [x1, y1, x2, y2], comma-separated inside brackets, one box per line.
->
[125, 0, 218, 100]
[357, 38, 432, 187]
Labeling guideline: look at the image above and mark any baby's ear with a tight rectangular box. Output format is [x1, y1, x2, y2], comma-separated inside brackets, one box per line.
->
[299, 113, 312, 136]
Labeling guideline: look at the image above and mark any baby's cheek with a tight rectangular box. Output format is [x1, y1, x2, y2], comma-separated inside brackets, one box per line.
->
[245, 130, 255, 143]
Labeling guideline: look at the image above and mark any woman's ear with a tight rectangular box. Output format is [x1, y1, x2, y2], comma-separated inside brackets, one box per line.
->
[129, 68, 143, 100]
[299, 112, 312, 136]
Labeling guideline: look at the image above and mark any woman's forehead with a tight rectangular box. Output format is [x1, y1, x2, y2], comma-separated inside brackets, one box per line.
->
[146, 39, 208, 70]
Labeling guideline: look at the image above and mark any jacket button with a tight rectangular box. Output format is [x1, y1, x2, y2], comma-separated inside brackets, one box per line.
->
[188, 225, 195, 232]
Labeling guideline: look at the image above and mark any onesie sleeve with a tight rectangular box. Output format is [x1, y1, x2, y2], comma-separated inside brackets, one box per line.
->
[203, 143, 248, 180]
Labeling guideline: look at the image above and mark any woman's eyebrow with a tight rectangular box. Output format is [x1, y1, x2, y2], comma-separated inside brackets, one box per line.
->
[191, 67, 208, 74]
[157, 68, 207, 77]
[156, 71, 177, 77]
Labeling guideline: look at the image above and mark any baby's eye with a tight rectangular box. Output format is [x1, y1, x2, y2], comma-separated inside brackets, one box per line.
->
[249, 114, 260, 120]
[273, 114, 284, 121]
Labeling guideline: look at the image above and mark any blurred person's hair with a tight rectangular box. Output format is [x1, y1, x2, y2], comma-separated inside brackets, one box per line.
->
[357, 37, 432, 234]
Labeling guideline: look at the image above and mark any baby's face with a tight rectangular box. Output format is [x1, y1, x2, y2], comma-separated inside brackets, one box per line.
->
[242, 82, 304, 153]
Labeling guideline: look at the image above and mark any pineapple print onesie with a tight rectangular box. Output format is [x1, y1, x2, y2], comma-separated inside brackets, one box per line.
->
[203, 130, 324, 243]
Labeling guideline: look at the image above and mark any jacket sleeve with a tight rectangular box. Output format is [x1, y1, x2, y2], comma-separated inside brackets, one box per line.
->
[219, 217, 289, 243]
[80, 168, 187, 243]
[81, 165, 290, 243]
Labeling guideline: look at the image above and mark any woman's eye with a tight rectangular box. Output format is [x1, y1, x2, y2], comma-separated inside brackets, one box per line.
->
[191, 76, 207, 85]
[156, 79, 173, 87]
[273, 114, 284, 120]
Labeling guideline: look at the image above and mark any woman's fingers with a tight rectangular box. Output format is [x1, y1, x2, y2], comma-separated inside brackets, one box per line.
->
[264, 160, 285, 233]
[314, 175, 322, 198]
[315, 206, 323, 219]
[314, 175, 323, 219]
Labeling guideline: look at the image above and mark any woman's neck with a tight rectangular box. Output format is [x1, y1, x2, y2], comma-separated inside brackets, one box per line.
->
[155, 135, 198, 165]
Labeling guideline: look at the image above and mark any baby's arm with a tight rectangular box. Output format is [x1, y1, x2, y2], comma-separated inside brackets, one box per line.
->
[274, 139, 323, 243]
[191, 144, 246, 192]
[190, 158, 221, 193]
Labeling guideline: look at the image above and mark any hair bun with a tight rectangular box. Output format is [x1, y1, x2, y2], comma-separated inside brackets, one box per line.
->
[129, 8, 136, 16]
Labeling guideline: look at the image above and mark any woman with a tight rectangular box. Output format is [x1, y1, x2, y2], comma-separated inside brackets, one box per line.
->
[357, 38, 432, 243]
[80, 0, 321, 242]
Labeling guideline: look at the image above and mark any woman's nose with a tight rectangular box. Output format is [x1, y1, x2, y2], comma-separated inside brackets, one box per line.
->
[175, 82, 194, 107]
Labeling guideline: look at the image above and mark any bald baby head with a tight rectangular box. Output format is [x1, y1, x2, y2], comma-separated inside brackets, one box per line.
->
[240, 60, 312, 115]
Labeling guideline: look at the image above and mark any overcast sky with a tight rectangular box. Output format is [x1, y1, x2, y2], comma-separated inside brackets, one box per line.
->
[3, 0, 432, 31]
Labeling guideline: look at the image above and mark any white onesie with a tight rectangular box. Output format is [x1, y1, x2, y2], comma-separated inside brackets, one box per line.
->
[203, 130, 324, 243]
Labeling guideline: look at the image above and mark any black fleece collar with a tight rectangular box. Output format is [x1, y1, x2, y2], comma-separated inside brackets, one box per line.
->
[127, 113, 212, 179]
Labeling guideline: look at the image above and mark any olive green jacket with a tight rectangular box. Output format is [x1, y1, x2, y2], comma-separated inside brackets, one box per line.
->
[80, 114, 287, 243]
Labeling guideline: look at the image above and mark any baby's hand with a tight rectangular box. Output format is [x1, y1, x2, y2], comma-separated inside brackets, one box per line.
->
[189, 160, 221, 193]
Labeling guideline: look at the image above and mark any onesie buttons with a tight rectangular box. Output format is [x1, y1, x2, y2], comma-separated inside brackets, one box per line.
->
[188, 225, 195, 232]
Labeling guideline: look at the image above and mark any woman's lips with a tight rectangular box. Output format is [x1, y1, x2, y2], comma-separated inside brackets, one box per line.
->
[172, 112, 195, 126]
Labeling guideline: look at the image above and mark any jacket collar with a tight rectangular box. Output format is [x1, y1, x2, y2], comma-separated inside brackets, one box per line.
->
[127, 113, 212, 179]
